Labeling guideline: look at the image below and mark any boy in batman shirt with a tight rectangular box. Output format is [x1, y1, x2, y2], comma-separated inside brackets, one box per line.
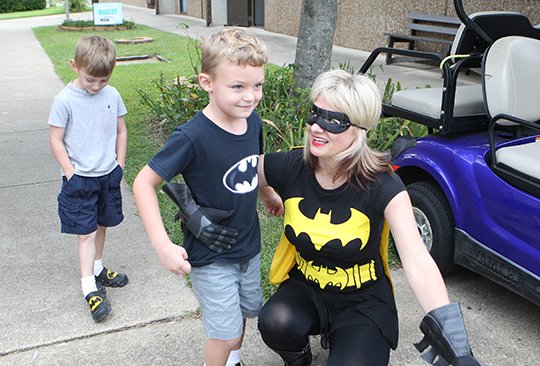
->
[133, 27, 270, 366]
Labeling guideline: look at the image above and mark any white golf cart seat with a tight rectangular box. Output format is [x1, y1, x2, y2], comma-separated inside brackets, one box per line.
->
[388, 12, 540, 134]
[486, 36, 540, 195]
[496, 142, 540, 181]
[391, 85, 483, 120]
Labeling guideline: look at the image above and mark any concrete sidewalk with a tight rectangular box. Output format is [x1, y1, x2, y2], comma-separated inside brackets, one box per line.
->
[0, 5, 538, 366]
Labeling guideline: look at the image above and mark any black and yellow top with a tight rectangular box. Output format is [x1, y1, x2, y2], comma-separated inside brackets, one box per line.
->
[265, 148, 404, 293]
[264, 148, 406, 348]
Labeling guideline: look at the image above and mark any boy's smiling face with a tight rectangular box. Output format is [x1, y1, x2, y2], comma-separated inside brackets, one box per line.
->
[199, 61, 265, 126]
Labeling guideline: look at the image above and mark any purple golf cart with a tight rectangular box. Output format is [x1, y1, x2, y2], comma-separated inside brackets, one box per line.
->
[360, 0, 540, 306]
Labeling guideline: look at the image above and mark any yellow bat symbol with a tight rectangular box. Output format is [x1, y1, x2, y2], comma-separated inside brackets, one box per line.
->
[284, 197, 370, 251]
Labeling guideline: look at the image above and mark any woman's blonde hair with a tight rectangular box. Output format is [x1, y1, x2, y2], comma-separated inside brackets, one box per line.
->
[303, 69, 391, 189]
[199, 27, 268, 75]
[74, 35, 116, 77]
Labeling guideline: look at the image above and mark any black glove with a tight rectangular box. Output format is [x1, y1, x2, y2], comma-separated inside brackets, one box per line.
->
[414, 302, 482, 366]
[162, 183, 238, 253]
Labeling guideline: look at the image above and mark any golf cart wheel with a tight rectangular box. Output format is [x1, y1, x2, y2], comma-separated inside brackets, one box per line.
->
[407, 180, 455, 275]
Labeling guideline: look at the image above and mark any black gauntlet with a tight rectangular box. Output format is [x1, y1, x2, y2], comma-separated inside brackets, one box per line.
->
[162, 183, 238, 253]
[414, 302, 482, 366]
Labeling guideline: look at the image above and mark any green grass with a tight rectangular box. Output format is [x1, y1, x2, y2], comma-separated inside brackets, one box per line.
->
[0, 6, 80, 20]
[33, 23, 283, 298]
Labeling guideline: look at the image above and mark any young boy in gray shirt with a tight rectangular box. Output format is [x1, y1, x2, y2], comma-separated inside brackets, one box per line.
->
[48, 35, 128, 323]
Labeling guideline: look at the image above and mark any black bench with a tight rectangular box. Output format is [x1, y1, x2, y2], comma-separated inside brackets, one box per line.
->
[385, 13, 461, 64]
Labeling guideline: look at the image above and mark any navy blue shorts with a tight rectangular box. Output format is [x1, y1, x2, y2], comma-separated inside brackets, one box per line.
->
[57, 165, 124, 235]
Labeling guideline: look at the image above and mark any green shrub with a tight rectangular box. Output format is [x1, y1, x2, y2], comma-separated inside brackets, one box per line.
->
[137, 73, 208, 138]
[258, 65, 311, 152]
[137, 59, 427, 155]
[138, 65, 311, 153]
[61, 19, 136, 29]
[69, 0, 86, 12]
[369, 117, 427, 151]
[0, 0, 46, 13]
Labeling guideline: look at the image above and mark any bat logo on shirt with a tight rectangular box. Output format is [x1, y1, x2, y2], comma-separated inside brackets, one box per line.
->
[284, 197, 370, 250]
[222, 155, 259, 194]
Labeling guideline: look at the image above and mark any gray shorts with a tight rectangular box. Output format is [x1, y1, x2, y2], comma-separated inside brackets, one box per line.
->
[190, 254, 263, 340]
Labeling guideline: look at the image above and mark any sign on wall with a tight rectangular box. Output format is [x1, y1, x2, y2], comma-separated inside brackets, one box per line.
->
[93, 3, 123, 26]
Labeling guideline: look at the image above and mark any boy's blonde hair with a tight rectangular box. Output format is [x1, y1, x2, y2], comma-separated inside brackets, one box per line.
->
[74, 35, 116, 77]
[304, 69, 391, 189]
[199, 27, 268, 75]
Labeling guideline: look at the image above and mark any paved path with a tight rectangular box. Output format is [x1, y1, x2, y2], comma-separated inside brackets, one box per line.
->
[0, 6, 538, 366]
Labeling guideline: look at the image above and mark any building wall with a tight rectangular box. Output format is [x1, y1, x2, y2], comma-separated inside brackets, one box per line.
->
[264, 0, 302, 36]
[265, 0, 540, 52]
[100, 0, 148, 8]
[188, 0, 203, 19]
[110, 0, 540, 52]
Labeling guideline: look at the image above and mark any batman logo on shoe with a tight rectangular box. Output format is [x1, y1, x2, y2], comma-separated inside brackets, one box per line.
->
[88, 295, 103, 311]
[106, 270, 117, 280]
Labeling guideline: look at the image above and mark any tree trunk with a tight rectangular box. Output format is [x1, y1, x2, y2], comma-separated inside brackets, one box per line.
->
[293, 0, 338, 89]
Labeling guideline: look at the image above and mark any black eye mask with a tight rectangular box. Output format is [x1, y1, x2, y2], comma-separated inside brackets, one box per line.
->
[307, 104, 365, 133]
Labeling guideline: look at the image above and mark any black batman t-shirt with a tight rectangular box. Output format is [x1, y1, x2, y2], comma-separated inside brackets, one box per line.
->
[149, 111, 264, 267]
[264, 148, 405, 293]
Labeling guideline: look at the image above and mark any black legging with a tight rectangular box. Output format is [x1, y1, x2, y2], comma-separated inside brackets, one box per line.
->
[258, 281, 390, 366]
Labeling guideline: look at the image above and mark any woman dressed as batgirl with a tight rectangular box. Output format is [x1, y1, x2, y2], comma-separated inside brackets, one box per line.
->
[257, 70, 482, 366]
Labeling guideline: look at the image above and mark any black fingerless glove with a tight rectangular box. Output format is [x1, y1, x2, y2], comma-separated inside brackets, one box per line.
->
[414, 302, 482, 366]
[162, 183, 238, 253]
